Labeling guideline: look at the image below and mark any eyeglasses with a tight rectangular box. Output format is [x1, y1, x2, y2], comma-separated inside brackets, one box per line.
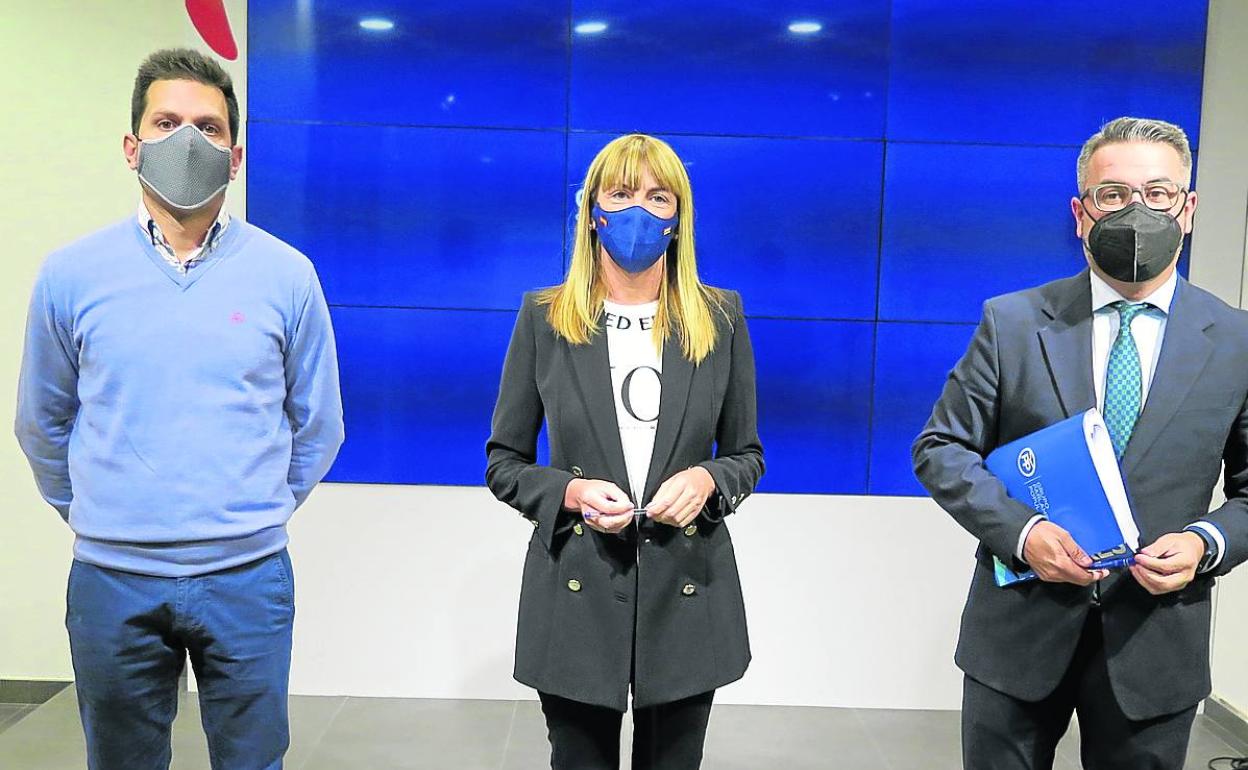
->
[1082, 182, 1187, 213]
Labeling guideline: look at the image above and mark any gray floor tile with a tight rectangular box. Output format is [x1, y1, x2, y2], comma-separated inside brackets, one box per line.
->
[1045, 713, 1248, 770]
[302, 697, 516, 770]
[0, 686, 345, 770]
[5, 692, 1248, 769]
[500, 699, 552, 770]
[0, 704, 34, 736]
[0, 688, 86, 769]
[856, 708, 962, 770]
[1204, 716, 1248, 756]
[701, 704, 887, 770]
[167, 692, 346, 770]
[1187, 717, 1248, 770]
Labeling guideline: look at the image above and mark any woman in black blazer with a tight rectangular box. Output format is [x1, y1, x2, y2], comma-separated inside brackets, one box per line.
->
[486, 133, 764, 770]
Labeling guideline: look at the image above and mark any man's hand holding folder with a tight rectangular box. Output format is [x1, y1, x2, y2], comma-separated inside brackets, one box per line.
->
[1022, 520, 1111, 585]
[984, 409, 1143, 587]
[1129, 531, 1206, 595]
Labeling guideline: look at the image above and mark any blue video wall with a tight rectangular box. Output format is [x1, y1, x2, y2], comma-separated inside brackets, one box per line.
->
[247, 0, 1208, 496]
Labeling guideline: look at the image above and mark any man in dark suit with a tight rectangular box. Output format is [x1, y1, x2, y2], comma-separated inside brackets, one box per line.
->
[913, 116, 1248, 769]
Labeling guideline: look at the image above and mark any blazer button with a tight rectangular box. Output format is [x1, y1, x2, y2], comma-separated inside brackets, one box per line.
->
[567, 579, 582, 592]
[573, 523, 585, 536]
[530, 518, 539, 528]
[681, 583, 697, 596]
[572, 466, 584, 477]
[683, 524, 698, 537]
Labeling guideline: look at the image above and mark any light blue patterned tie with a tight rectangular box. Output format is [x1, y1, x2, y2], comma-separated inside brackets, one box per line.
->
[1103, 301, 1150, 459]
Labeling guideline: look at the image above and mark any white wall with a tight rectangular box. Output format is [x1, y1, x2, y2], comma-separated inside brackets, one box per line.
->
[287, 486, 973, 708]
[0, 0, 247, 682]
[1191, 0, 1248, 719]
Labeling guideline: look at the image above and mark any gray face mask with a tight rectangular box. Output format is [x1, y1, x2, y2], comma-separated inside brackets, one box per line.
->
[136, 124, 232, 211]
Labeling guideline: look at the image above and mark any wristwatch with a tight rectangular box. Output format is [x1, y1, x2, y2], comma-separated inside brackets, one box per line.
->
[1187, 527, 1219, 574]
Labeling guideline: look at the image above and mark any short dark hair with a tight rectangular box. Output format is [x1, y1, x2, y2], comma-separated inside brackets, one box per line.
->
[131, 48, 239, 143]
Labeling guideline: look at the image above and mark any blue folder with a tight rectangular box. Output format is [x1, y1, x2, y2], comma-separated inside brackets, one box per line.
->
[984, 409, 1140, 587]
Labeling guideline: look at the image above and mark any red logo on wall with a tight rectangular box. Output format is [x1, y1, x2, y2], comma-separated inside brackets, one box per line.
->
[185, 0, 238, 61]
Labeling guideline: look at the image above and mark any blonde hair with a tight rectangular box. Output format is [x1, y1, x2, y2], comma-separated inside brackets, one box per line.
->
[1076, 116, 1193, 191]
[538, 133, 729, 364]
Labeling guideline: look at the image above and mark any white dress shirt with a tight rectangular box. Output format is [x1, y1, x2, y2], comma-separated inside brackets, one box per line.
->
[1090, 269, 1175, 413]
[1015, 269, 1225, 571]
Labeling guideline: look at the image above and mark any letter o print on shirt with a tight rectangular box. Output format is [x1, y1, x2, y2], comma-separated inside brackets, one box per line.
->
[620, 366, 661, 423]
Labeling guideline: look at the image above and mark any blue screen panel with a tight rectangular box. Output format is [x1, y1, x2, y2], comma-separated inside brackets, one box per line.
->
[567, 133, 883, 320]
[326, 307, 546, 485]
[248, 0, 567, 129]
[878, 142, 1084, 324]
[868, 321, 978, 496]
[750, 319, 874, 495]
[569, 1, 889, 138]
[888, 0, 1207, 146]
[247, 122, 566, 310]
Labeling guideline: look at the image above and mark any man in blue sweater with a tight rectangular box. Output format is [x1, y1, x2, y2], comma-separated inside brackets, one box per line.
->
[15, 48, 344, 770]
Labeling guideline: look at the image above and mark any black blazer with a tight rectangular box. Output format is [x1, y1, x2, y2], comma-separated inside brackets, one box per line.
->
[913, 270, 1248, 721]
[486, 289, 764, 710]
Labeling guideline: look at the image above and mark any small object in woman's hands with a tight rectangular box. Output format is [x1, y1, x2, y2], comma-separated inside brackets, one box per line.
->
[634, 507, 648, 519]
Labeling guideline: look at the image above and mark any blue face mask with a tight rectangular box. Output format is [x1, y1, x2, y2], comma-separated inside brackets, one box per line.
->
[591, 203, 678, 274]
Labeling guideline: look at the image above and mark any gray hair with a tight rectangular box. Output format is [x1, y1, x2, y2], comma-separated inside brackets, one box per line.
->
[1076, 117, 1192, 192]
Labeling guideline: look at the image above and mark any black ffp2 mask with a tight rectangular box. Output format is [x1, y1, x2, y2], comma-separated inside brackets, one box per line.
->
[1085, 202, 1184, 284]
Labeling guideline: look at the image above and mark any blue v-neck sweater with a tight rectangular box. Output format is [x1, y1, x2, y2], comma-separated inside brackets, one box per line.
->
[16, 218, 345, 577]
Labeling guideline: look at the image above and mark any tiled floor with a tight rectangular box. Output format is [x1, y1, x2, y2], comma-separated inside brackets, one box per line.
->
[0, 688, 1245, 769]
[0, 704, 37, 735]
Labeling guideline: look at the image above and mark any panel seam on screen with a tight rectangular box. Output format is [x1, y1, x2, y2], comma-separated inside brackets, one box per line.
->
[864, 0, 895, 495]
[245, 117, 1101, 150]
[324, 304, 985, 325]
[561, 0, 573, 275]
[246, 116, 886, 142]
[327, 304, 520, 314]
[244, 14, 253, 229]
[325, 304, 986, 326]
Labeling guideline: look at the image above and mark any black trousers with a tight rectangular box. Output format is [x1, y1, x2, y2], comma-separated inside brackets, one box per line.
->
[538, 690, 715, 770]
[962, 608, 1197, 770]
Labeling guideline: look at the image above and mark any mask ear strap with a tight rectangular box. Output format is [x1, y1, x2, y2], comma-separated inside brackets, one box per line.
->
[1077, 196, 1098, 256]
[1078, 195, 1097, 221]
[1174, 189, 1190, 219]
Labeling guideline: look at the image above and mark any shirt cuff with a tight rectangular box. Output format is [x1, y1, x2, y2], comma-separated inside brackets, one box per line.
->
[1185, 521, 1226, 572]
[1016, 514, 1046, 561]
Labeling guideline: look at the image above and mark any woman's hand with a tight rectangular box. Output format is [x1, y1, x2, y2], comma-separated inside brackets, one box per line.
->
[565, 478, 635, 534]
[646, 467, 715, 528]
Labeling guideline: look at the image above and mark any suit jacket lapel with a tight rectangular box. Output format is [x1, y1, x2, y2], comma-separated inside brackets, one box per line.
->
[1037, 272, 1097, 419]
[566, 329, 631, 494]
[642, 339, 694, 506]
[1121, 279, 1214, 474]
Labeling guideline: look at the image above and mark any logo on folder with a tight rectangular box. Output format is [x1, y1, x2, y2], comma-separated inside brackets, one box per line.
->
[1017, 447, 1037, 478]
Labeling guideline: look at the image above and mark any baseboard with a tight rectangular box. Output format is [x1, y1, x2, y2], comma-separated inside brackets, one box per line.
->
[1206, 695, 1248, 752]
[0, 680, 70, 705]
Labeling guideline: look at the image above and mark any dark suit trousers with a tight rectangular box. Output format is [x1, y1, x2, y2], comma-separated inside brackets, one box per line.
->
[962, 608, 1197, 770]
[539, 690, 715, 770]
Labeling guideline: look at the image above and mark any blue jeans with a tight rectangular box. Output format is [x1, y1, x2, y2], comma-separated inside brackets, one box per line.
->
[66, 550, 295, 770]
